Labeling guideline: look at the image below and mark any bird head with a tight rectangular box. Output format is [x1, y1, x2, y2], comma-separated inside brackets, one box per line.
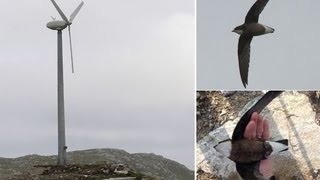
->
[232, 25, 244, 35]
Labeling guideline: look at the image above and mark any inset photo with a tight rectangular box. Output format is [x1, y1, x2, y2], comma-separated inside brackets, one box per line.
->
[196, 91, 320, 179]
[0, 0, 194, 179]
[197, 0, 320, 89]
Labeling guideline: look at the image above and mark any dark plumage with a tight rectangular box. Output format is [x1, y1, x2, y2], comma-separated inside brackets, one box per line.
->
[233, 0, 274, 88]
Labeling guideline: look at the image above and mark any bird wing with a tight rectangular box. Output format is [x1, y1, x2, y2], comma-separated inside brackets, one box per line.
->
[232, 91, 283, 141]
[214, 139, 232, 157]
[245, 0, 269, 23]
[236, 162, 268, 180]
[238, 35, 253, 88]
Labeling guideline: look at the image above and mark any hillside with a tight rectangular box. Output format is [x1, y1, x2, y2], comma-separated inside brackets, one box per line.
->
[0, 148, 194, 180]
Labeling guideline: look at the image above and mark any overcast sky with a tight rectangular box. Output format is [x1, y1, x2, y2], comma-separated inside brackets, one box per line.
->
[197, 0, 320, 90]
[0, 0, 194, 169]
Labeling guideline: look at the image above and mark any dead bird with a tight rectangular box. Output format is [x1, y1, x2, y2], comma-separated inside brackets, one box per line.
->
[215, 91, 287, 180]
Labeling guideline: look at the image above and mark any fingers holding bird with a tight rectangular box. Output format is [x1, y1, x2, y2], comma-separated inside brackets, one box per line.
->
[244, 112, 270, 140]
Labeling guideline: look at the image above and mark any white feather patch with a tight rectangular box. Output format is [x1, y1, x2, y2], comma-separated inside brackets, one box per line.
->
[214, 140, 232, 157]
[262, 25, 274, 34]
[268, 141, 288, 155]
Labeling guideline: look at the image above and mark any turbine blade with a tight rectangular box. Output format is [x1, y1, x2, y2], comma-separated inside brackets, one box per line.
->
[69, 1, 84, 22]
[68, 26, 75, 73]
[50, 0, 69, 23]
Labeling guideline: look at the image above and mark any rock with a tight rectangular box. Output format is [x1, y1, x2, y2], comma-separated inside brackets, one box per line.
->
[197, 92, 320, 179]
[113, 164, 131, 175]
[107, 178, 136, 180]
[221, 91, 237, 97]
[220, 109, 227, 116]
[197, 92, 201, 99]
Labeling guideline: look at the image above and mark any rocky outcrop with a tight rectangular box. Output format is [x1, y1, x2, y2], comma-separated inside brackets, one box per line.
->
[197, 92, 320, 180]
[0, 148, 194, 180]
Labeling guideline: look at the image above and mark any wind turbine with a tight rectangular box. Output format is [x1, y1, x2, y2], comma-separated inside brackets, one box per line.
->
[47, 0, 84, 165]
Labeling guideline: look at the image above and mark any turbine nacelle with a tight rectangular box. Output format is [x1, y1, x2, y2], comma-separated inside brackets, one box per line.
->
[47, 20, 70, 31]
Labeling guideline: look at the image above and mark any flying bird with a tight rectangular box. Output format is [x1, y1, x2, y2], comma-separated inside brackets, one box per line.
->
[214, 91, 288, 180]
[233, 0, 274, 88]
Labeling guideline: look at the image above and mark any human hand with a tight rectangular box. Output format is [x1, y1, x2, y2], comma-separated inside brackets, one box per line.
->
[243, 112, 273, 178]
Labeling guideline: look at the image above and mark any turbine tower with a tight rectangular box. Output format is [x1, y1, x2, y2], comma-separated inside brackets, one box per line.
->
[47, 0, 84, 165]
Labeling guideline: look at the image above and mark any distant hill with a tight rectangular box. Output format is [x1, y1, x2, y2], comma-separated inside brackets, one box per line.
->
[0, 148, 194, 180]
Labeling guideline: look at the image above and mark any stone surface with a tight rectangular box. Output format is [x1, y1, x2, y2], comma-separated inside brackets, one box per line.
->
[197, 92, 320, 180]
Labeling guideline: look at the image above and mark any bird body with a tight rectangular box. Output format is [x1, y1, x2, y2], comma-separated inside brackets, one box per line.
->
[230, 139, 272, 163]
[216, 138, 288, 163]
[233, 23, 274, 36]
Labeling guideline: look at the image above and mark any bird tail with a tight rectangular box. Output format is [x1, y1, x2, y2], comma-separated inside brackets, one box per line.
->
[269, 139, 289, 154]
[275, 139, 288, 146]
